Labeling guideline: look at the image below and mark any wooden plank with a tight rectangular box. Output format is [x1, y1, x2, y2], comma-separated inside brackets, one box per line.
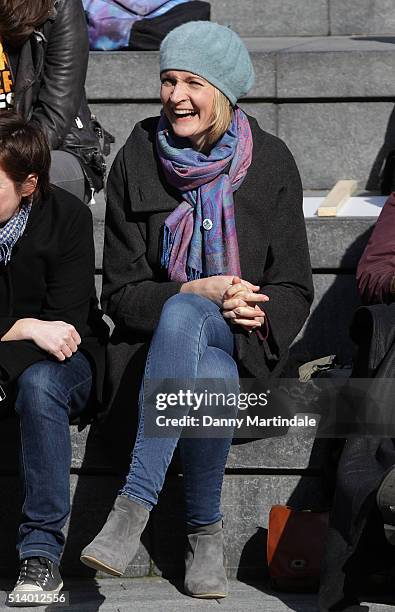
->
[317, 180, 358, 217]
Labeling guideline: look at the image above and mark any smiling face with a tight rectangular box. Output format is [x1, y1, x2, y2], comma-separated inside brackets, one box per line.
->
[160, 70, 216, 151]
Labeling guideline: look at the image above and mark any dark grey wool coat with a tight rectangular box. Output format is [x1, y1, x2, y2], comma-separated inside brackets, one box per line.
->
[101, 115, 313, 418]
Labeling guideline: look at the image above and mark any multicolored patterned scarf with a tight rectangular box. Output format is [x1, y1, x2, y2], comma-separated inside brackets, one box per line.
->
[0, 200, 32, 265]
[157, 107, 253, 282]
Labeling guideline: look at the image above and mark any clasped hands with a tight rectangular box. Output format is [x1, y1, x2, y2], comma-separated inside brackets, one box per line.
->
[221, 275, 268, 333]
[181, 274, 269, 333]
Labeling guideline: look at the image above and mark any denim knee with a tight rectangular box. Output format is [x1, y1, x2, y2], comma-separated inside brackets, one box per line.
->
[15, 362, 68, 417]
[160, 293, 218, 328]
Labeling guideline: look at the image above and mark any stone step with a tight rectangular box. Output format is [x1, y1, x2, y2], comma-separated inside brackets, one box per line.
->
[94, 98, 393, 190]
[209, 0, 395, 37]
[0, 417, 324, 475]
[329, 0, 395, 36]
[88, 36, 395, 190]
[1, 577, 394, 612]
[0, 578, 321, 612]
[210, 0, 329, 37]
[0, 473, 327, 578]
[86, 37, 395, 101]
[91, 197, 375, 271]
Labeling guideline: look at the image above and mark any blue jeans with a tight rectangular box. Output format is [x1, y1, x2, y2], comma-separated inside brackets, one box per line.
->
[121, 293, 239, 526]
[14, 351, 92, 564]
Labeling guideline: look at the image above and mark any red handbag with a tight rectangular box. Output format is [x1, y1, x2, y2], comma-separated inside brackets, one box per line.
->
[267, 505, 329, 591]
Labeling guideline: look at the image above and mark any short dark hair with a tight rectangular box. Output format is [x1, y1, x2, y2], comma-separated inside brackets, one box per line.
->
[0, 111, 51, 201]
[0, 0, 53, 47]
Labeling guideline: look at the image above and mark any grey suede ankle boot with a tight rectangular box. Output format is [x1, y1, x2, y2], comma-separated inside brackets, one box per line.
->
[80, 495, 150, 576]
[184, 520, 228, 598]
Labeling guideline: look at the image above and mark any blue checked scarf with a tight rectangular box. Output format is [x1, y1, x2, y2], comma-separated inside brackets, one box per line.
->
[0, 200, 32, 265]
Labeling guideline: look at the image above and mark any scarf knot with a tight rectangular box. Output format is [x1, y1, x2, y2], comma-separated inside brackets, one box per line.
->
[157, 107, 253, 282]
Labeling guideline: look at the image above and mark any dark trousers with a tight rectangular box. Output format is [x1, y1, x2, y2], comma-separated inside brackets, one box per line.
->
[15, 352, 92, 564]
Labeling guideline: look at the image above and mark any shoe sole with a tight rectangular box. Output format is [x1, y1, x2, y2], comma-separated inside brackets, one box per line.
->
[184, 587, 227, 599]
[80, 555, 123, 577]
[377, 466, 395, 545]
[189, 592, 227, 599]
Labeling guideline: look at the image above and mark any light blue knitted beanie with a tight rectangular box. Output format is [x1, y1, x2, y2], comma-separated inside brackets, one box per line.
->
[159, 21, 255, 106]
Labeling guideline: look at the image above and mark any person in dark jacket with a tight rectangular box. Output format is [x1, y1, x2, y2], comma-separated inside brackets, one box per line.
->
[0, 0, 104, 203]
[0, 111, 107, 604]
[319, 193, 395, 611]
[80, 21, 313, 598]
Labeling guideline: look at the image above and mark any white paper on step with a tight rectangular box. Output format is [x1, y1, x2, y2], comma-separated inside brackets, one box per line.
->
[303, 196, 388, 218]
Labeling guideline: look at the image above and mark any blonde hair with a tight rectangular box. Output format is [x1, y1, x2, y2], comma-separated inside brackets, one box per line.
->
[204, 88, 233, 151]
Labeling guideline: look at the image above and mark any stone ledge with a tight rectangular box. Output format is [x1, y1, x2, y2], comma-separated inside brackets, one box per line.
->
[86, 37, 395, 101]
[210, 0, 395, 38]
[0, 474, 327, 578]
[0, 417, 325, 473]
[330, 0, 395, 36]
[210, 0, 329, 37]
[92, 202, 375, 270]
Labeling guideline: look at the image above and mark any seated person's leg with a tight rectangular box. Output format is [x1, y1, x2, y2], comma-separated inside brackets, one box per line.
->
[11, 352, 92, 597]
[49, 151, 86, 203]
[81, 293, 237, 579]
[178, 346, 238, 598]
[121, 293, 235, 508]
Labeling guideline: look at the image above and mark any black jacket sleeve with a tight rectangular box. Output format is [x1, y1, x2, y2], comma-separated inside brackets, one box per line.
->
[40, 205, 96, 331]
[32, 0, 89, 148]
[259, 143, 313, 359]
[0, 318, 19, 338]
[0, 203, 97, 383]
[102, 147, 182, 335]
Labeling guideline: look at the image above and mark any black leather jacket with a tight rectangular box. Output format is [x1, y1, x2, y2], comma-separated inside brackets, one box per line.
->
[13, 0, 92, 151]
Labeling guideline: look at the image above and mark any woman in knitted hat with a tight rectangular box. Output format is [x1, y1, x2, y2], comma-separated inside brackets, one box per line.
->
[81, 21, 313, 597]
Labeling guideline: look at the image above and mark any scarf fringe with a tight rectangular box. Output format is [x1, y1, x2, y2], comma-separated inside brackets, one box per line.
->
[0, 244, 11, 265]
[187, 267, 201, 281]
[162, 226, 202, 280]
[161, 224, 172, 269]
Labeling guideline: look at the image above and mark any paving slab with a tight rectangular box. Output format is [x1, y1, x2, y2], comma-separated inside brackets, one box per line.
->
[330, 0, 395, 36]
[305, 217, 374, 269]
[277, 36, 395, 98]
[86, 37, 395, 102]
[292, 273, 361, 363]
[86, 47, 276, 100]
[278, 101, 395, 190]
[210, 0, 329, 37]
[0, 578, 394, 612]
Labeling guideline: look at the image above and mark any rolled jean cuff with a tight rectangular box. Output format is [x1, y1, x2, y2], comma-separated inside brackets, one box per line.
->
[186, 512, 223, 528]
[19, 548, 60, 565]
[119, 492, 153, 512]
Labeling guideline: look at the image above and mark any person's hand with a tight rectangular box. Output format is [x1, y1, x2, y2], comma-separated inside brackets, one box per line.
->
[29, 320, 81, 361]
[222, 276, 269, 332]
[1, 318, 81, 361]
[180, 275, 258, 306]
